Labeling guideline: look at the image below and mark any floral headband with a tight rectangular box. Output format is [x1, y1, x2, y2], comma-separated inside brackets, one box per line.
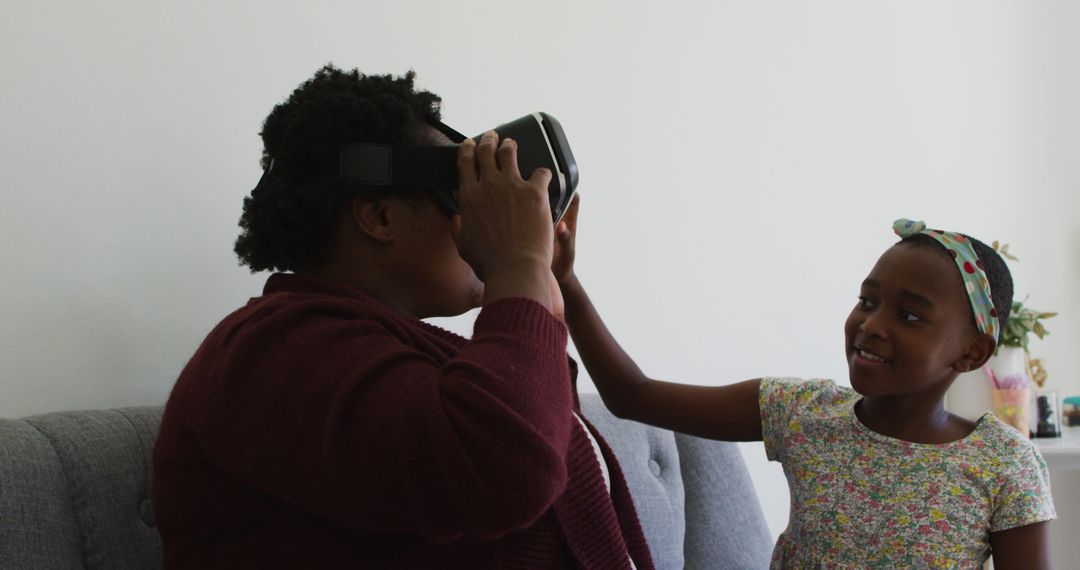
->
[892, 218, 997, 338]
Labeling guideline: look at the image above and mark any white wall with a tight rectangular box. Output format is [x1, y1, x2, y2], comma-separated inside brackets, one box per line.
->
[3, 0, 1077, 540]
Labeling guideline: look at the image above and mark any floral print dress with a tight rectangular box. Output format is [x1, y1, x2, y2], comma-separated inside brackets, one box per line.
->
[760, 378, 1056, 569]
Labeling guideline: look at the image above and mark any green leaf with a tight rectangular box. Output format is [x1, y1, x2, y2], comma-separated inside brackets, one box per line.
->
[1034, 322, 1046, 338]
[1000, 297, 1055, 349]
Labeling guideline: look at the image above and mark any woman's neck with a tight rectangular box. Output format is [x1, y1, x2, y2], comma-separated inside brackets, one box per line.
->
[297, 263, 419, 320]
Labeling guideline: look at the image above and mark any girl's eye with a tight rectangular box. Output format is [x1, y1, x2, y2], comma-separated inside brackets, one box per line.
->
[899, 309, 921, 322]
[857, 296, 874, 309]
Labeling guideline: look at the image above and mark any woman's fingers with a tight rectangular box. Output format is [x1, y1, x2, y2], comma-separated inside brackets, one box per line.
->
[526, 166, 553, 194]
[496, 137, 521, 179]
[475, 130, 499, 176]
[456, 138, 477, 189]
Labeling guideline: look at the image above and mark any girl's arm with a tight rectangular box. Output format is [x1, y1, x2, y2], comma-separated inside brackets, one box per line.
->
[989, 521, 1053, 570]
[552, 197, 762, 442]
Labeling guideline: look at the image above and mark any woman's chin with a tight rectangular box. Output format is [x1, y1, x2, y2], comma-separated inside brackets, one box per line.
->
[469, 283, 485, 309]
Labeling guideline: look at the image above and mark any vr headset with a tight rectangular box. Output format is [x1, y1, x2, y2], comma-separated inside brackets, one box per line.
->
[339, 112, 579, 225]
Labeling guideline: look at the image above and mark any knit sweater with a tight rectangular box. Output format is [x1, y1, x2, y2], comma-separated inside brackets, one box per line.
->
[153, 273, 653, 569]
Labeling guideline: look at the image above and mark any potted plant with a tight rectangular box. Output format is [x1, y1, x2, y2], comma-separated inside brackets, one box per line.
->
[985, 242, 1057, 391]
[998, 299, 1057, 354]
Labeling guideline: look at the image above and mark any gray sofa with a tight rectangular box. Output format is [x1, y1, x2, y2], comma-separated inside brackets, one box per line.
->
[0, 394, 773, 569]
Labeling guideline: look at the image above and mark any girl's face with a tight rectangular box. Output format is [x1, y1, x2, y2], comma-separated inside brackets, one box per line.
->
[843, 244, 988, 399]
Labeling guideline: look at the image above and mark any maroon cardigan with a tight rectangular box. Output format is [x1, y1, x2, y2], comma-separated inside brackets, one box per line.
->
[153, 273, 653, 569]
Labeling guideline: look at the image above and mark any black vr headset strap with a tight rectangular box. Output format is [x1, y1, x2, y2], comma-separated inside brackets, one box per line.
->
[339, 122, 466, 187]
[435, 121, 467, 144]
[339, 145, 459, 188]
[339, 144, 461, 215]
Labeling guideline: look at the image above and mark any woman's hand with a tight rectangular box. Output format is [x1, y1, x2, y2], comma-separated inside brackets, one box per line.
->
[454, 132, 555, 311]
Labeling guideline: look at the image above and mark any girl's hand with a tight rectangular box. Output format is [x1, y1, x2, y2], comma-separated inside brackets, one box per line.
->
[551, 194, 581, 287]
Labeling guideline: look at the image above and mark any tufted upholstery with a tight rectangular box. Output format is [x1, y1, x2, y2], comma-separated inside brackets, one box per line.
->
[1, 396, 771, 569]
[0, 407, 163, 570]
[581, 394, 773, 570]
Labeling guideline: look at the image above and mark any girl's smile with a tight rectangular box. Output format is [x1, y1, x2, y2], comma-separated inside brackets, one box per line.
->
[852, 345, 891, 366]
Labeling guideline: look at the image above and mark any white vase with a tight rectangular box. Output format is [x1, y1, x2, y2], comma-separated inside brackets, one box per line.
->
[987, 346, 1031, 390]
[946, 347, 1032, 423]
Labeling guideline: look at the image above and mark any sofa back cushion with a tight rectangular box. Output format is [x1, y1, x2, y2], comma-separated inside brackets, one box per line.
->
[581, 394, 687, 569]
[581, 393, 773, 570]
[2, 407, 164, 570]
[0, 417, 84, 568]
[675, 432, 773, 569]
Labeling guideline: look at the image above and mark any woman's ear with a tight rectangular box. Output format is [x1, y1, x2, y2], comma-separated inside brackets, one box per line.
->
[953, 334, 997, 372]
[351, 197, 394, 243]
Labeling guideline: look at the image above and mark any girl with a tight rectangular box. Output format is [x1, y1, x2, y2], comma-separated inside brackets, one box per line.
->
[552, 206, 1055, 570]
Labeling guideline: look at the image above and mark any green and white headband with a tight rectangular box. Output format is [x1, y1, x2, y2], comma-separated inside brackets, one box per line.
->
[892, 218, 997, 339]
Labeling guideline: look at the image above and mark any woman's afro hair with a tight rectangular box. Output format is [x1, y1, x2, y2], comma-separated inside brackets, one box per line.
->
[234, 65, 443, 273]
[899, 233, 1013, 342]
